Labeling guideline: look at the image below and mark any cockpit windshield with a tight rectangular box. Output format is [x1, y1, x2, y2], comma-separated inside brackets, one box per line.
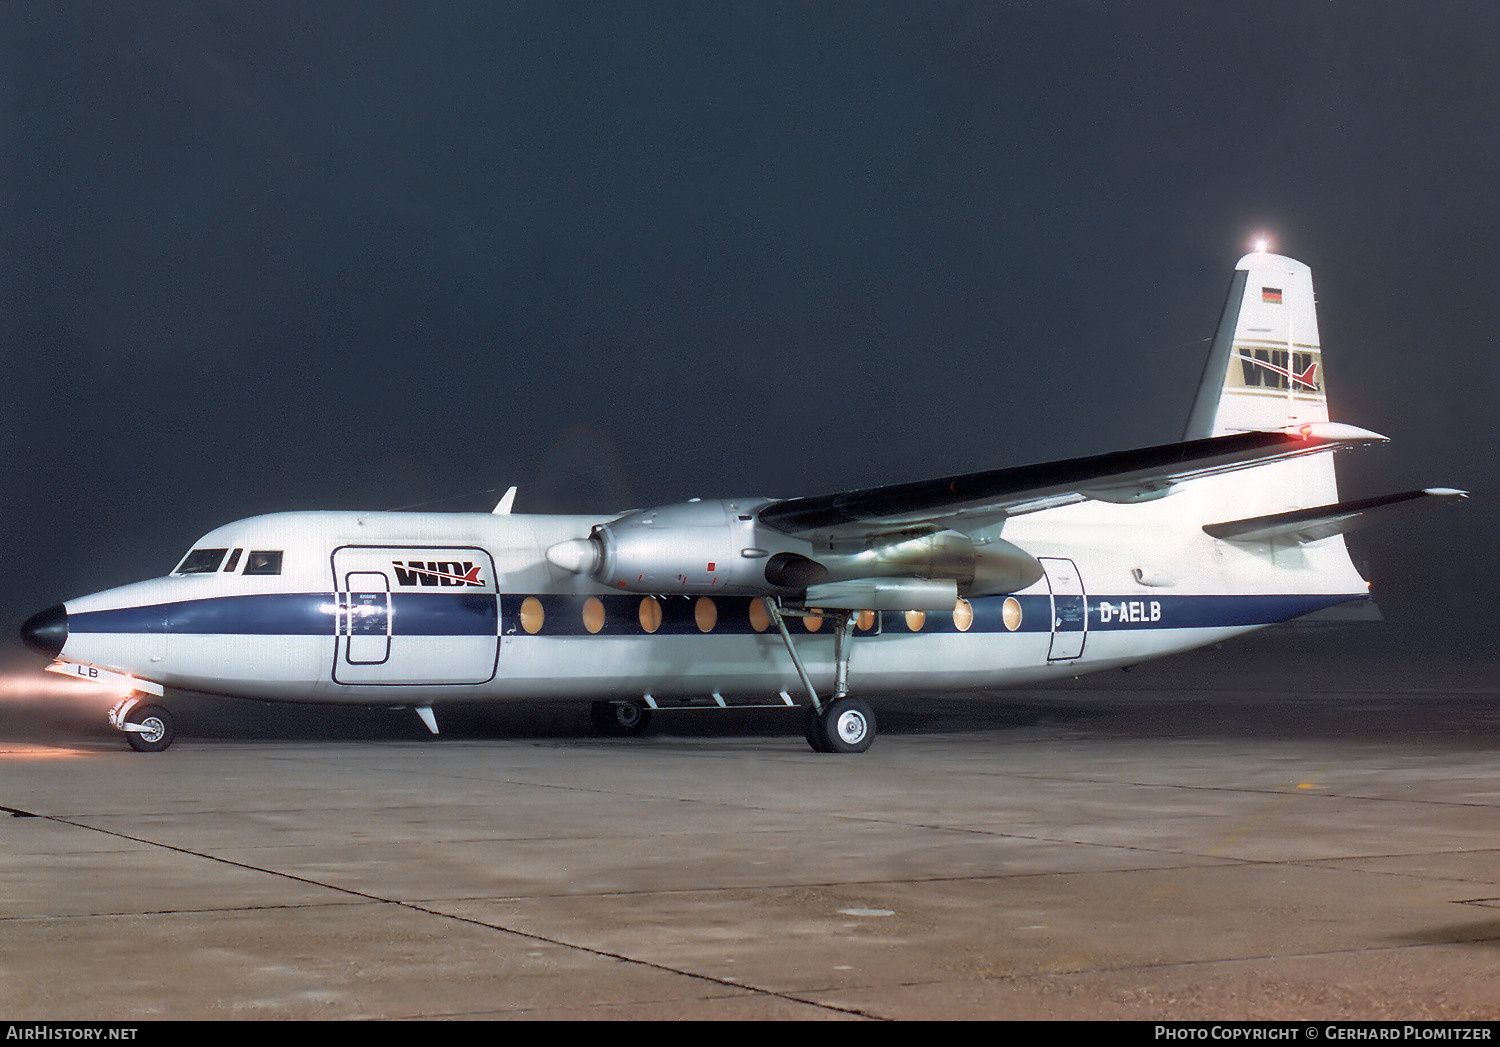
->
[175, 548, 227, 574]
[243, 550, 283, 575]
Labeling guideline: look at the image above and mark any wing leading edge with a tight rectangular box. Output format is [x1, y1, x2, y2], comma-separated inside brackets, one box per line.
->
[756, 424, 1387, 540]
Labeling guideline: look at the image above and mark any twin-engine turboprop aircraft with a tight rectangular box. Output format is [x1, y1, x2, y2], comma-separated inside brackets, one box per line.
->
[20, 249, 1464, 752]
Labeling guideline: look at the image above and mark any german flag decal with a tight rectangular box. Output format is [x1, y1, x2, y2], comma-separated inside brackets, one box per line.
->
[1262, 286, 1283, 304]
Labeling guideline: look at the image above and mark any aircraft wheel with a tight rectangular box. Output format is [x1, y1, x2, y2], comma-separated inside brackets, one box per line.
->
[816, 697, 875, 754]
[590, 700, 652, 737]
[125, 704, 176, 753]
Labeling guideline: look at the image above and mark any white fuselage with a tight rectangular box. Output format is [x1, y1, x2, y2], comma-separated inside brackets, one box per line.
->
[54, 465, 1369, 707]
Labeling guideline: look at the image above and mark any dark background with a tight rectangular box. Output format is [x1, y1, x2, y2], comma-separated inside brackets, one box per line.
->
[3, 3, 1493, 665]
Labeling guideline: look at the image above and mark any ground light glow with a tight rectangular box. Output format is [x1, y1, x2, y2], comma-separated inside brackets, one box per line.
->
[0, 671, 121, 756]
[0, 671, 123, 704]
[0, 743, 93, 759]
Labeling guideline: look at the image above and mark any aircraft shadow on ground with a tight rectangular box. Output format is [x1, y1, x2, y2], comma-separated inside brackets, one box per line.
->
[4, 675, 1496, 751]
[3, 628, 1494, 750]
[0, 690, 1061, 747]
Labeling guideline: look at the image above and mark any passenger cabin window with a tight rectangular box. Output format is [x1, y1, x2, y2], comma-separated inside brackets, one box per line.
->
[176, 548, 227, 574]
[243, 550, 283, 576]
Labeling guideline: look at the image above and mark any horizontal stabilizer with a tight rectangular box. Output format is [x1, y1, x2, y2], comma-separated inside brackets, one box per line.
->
[1204, 488, 1467, 544]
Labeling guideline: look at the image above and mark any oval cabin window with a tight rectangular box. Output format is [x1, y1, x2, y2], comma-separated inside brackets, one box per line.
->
[520, 597, 545, 635]
[582, 597, 606, 634]
[748, 599, 770, 633]
[953, 598, 974, 632]
[639, 597, 662, 634]
[1002, 597, 1023, 632]
[695, 597, 718, 633]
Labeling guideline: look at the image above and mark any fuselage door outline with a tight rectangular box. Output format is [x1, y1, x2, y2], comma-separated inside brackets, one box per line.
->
[341, 570, 392, 666]
[331, 545, 500, 687]
[1040, 556, 1087, 661]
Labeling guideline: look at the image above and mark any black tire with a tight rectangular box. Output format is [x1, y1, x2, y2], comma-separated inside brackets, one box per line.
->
[819, 697, 875, 754]
[125, 704, 176, 753]
[590, 700, 653, 737]
[804, 704, 832, 752]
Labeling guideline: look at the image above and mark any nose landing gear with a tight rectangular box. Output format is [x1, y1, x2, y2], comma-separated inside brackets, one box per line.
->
[109, 696, 177, 753]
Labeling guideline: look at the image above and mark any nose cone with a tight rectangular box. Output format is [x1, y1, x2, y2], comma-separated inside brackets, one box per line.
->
[20, 604, 67, 659]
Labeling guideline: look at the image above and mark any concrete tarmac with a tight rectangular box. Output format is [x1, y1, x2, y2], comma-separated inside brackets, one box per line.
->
[1, 630, 1497, 1020]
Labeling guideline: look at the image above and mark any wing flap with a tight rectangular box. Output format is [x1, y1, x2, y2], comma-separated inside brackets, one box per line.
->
[1204, 488, 1467, 544]
[757, 425, 1387, 538]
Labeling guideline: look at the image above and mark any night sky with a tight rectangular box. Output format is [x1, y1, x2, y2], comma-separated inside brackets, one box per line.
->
[3, 3, 1495, 664]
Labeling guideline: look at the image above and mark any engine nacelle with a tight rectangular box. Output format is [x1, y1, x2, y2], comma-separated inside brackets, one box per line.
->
[819, 529, 1043, 597]
[545, 503, 1044, 600]
[547, 499, 793, 594]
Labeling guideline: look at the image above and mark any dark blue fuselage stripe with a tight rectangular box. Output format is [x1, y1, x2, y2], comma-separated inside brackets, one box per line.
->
[501, 593, 1361, 635]
[67, 592, 1365, 637]
[70, 593, 494, 637]
[72, 595, 334, 635]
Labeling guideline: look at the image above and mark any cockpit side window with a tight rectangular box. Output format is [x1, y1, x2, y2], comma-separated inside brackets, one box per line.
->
[223, 548, 243, 573]
[176, 548, 228, 574]
[243, 550, 283, 576]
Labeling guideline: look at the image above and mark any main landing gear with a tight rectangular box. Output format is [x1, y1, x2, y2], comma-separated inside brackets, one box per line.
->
[581, 598, 876, 752]
[109, 695, 177, 753]
[590, 699, 654, 737]
[803, 695, 876, 754]
[766, 598, 877, 754]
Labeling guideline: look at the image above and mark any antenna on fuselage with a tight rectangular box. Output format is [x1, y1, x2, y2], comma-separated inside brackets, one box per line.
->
[492, 486, 518, 515]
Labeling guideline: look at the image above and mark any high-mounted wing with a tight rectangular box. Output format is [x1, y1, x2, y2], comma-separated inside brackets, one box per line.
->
[544, 423, 1390, 605]
[756, 424, 1387, 540]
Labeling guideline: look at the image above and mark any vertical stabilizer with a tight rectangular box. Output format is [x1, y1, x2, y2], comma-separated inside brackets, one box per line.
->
[1184, 252, 1327, 439]
[1184, 252, 1339, 513]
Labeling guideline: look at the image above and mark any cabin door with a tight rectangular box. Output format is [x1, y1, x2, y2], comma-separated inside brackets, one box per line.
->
[331, 545, 499, 686]
[1040, 557, 1088, 661]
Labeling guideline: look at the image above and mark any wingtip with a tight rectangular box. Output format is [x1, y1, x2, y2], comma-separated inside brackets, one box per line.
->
[1285, 422, 1388, 444]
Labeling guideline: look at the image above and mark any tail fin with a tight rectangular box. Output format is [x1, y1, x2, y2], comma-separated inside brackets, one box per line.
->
[1184, 251, 1338, 513]
[1184, 251, 1327, 440]
[1183, 251, 1464, 582]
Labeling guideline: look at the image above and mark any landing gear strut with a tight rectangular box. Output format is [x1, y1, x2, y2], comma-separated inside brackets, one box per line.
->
[765, 598, 876, 754]
[109, 696, 177, 753]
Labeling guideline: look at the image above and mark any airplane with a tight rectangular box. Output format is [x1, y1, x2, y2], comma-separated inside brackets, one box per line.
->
[19, 248, 1465, 753]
